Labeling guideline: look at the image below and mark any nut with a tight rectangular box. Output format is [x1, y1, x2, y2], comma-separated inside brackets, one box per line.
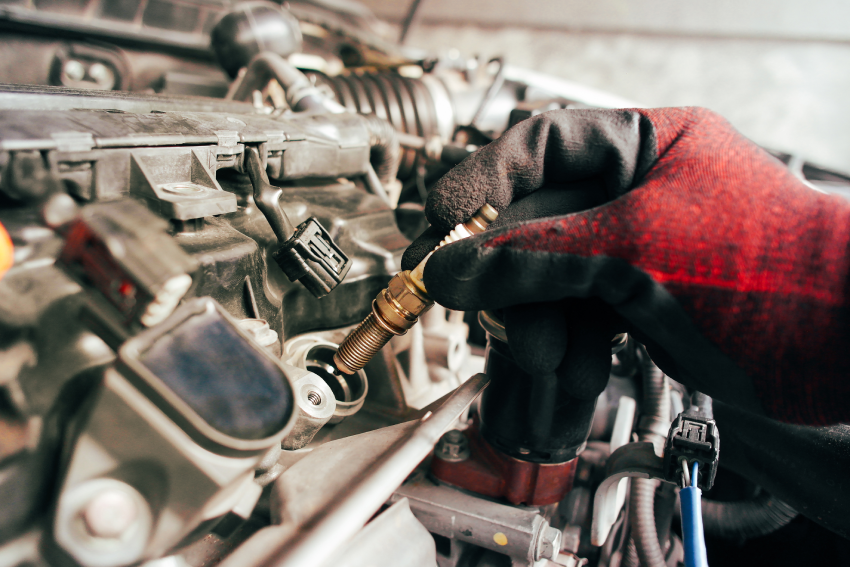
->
[373, 272, 434, 334]
[385, 272, 432, 318]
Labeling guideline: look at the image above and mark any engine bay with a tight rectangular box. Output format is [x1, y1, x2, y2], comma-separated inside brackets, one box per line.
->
[2, 2, 850, 567]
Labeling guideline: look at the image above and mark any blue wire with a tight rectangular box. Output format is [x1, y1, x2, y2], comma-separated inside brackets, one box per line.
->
[680, 461, 709, 567]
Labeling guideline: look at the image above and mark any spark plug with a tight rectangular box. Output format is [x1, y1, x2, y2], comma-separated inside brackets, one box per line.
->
[333, 204, 498, 375]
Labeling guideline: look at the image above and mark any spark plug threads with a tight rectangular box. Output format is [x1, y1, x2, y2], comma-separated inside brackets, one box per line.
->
[333, 204, 498, 375]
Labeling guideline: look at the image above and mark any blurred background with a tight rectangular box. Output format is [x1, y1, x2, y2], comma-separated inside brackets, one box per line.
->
[362, 0, 850, 174]
[1, 0, 848, 173]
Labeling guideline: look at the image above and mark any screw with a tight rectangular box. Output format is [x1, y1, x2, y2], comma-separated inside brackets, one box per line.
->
[81, 489, 138, 539]
[436, 429, 470, 462]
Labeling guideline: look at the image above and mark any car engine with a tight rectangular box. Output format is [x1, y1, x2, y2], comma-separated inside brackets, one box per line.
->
[2, 2, 850, 567]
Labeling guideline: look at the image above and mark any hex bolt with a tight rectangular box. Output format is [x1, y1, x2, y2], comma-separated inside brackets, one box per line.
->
[436, 429, 470, 462]
[81, 489, 139, 539]
[535, 524, 563, 562]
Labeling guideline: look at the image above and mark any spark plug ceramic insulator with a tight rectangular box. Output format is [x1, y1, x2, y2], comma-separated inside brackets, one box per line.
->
[333, 204, 498, 375]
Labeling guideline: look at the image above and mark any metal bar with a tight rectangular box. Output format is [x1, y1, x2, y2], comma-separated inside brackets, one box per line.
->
[468, 57, 505, 129]
[398, 0, 424, 44]
[392, 477, 561, 563]
[395, 131, 427, 150]
[260, 373, 490, 567]
[363, 163, 393, 208]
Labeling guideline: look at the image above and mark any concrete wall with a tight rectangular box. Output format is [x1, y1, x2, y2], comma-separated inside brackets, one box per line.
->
[366, 0, 850, 41]
[360, 1, 850, 173]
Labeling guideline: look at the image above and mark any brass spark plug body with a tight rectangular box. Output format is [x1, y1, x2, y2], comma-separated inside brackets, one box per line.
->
[333, 204, 498, 375]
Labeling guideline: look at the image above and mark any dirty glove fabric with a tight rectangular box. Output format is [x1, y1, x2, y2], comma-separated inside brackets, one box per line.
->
[402, 107, 850, 425]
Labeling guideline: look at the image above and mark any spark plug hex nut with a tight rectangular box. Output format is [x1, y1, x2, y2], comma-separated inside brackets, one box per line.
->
[374, 272, 433, 332]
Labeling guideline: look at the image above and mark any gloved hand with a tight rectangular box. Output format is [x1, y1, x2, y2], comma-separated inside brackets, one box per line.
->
[402, 107, 850, 425]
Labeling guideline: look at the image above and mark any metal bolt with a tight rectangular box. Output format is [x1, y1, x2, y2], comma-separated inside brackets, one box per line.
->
[81, 489, 138, 539]
[436, 429, 470, 462]
[41, 193, 79, 229]
[88, 62, 115, 89]
[535, 524, 562, 561]
[62, 60, 86, 82]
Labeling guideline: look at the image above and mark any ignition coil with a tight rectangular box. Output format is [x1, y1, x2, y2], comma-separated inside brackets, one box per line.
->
[332, 204, 498, 375]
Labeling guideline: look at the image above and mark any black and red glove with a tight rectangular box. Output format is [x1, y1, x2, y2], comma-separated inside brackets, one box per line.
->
[402, 107, 850, 425]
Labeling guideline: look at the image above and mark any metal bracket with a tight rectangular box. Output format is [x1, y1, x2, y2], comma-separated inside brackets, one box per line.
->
[129, 147, 237, 220]
[51, 132, 95, 153]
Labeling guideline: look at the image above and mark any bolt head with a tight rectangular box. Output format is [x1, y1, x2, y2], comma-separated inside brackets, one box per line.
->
[41, 193, 79, 229]
[444, 430, 464, 443]
[88, 62, 115, 89]
[436, 430, 470, 462]
[62, 60, 86, 82]
[82, 489, 138, 539]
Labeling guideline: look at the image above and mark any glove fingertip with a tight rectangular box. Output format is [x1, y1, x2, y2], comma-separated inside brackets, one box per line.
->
[420, 237, 495, 309]
[424, 151, 513, 231]
[400, 226, 444, 270]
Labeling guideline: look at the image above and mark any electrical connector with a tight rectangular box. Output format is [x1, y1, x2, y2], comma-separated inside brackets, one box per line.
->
[663, 412, 719, 491]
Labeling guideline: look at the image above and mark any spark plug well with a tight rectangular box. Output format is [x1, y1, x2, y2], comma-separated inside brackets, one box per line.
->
[333, 204, 498, 375]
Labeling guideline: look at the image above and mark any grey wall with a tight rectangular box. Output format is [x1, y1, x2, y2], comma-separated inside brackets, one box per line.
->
[361, 1, 850, 174]
[367, 0, 850, 41]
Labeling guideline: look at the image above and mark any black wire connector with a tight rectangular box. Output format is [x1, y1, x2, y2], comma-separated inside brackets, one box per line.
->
[663, 411, 720, 491]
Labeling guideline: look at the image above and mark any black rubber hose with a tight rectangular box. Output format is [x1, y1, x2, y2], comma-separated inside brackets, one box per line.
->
[622, 539, 640, 567]
[701, 492, 797, 540]
[230, 52, 312, 105]
[690, 391, 713, 418]
[231, 55, 401, 190]
[360, 114, 402, 187]
[629, 347, 670, 567]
